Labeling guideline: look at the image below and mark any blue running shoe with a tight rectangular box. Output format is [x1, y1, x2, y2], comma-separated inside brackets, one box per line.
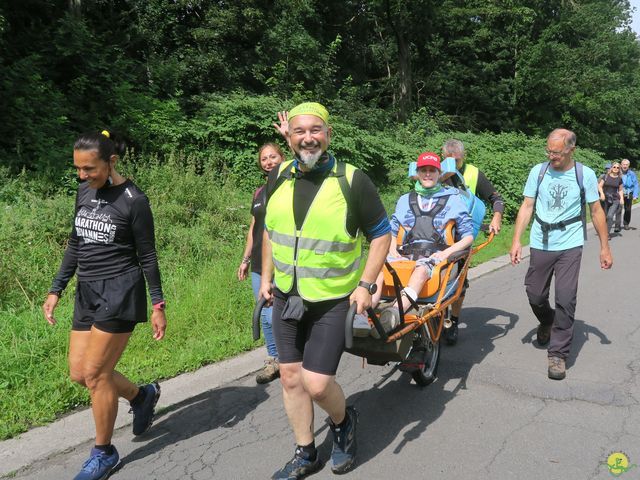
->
[328, 406, 358, 474]
[73, 446, 121, 480]
[271, 448, 322, 479]
[130, 381, 160, 436]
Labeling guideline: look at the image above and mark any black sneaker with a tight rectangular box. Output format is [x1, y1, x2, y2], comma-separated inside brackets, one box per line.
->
[328, 406, 358, 474]
[536, 323, 551, 346]
[271, 450, 322, 480]
[130, 382, 160, 436]
[444, 321, 458, 345]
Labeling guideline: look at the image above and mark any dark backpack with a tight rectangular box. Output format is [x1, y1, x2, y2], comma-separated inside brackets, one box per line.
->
[533, 161, 587, 248]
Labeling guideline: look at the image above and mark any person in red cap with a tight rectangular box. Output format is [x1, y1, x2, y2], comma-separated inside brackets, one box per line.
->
[369, 151, 474, 348]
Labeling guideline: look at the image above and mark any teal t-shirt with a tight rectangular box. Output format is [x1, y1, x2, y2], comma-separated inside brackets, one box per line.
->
[523, 163, 599, 251]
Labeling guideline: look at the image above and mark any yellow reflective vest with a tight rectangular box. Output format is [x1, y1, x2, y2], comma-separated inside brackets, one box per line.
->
[265, 160, 364, 302]
[462, 164, 479, 194]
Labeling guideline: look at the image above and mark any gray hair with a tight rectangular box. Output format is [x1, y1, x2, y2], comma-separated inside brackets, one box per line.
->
[547, 128, 577, 149]
[621, 158, 630, 165]
[443, 139, 465, 156]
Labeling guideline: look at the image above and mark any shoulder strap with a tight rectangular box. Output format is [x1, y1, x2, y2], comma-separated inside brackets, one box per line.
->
[267, 161, 294, 202]
[334, 162, 351, 208]
[408, 190, 421, 218]
[575, 162, 587, 240]
[533, 162, 550, 212]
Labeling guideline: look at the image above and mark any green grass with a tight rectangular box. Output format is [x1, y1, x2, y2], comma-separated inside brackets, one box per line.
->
[0, 252, 258, 440]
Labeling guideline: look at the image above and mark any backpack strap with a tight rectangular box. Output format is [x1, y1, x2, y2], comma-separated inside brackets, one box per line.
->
[533, 161, 550, 209]
[266, 161, 295, 203]
[332, 161, 351, 208]
[575, 162, 587, 241]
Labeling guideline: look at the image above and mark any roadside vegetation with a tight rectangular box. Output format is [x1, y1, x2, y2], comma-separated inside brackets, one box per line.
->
[0, 106, 605, 439]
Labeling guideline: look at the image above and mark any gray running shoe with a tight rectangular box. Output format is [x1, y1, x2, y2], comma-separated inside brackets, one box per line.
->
[329, 406, 358, 474]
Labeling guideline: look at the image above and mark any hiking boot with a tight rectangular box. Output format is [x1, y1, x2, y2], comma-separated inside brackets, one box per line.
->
[256, 356, 280, 384]
[271, 449, 322, 480]
[624, 225, 630, 230]
[444, 320, 459, 345]
[130, 381, 160, 436]
[371, 307, 400, 339]
[329, 406, 358, 474]
[399, 347, 427, 373]
[548, 356, 566, 380]
[73, 446, 121, 480]
[536, 323, 551, 346]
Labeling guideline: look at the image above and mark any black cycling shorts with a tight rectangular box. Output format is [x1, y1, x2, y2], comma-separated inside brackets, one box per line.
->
[72, 269, 147, 334]
[271, 289, 349, 376]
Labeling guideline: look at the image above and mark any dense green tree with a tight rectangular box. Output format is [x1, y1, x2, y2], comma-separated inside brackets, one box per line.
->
[1, 0, 639, 172]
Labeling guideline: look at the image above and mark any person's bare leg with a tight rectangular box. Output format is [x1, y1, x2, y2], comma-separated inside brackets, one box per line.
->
[69, 330, 139, 401]
[82, 328, 135, 445]
[301, 369, 346, 424]
[399, 265, 430, 311]
[451, 295, 464, 318]
[280, 362, 315, 446]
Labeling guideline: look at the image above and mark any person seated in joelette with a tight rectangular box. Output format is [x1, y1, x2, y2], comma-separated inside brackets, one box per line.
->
[372, 152, 474, 313]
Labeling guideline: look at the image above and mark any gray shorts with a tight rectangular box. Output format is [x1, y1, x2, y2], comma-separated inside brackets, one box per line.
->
[387, 254, 436, 277]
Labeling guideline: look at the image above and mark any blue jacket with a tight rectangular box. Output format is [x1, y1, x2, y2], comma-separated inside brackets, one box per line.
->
[622, 169, 639, 198]
[391, 187, 474, 245]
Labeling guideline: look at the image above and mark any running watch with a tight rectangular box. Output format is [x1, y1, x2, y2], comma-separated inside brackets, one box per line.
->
[357, 281, 377, 295]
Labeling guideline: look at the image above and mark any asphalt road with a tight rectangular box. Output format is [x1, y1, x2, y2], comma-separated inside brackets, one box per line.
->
[4, 224, 640, 480]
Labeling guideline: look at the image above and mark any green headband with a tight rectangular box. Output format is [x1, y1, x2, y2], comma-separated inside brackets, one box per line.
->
[288, 102, 329, 124]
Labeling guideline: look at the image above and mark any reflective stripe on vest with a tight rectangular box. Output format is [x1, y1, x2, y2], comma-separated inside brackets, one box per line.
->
[463, 164, 479, 195]
[265, 160, 364, 302]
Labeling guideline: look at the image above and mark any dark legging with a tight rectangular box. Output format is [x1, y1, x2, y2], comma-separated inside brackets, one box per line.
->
[603, 200, 621, 233]
[614, 194, 633, 229]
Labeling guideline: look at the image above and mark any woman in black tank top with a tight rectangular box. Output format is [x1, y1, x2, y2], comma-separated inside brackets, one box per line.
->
[598, 161, 624, 236]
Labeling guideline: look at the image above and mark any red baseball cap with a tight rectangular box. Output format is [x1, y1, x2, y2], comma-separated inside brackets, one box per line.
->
[416, 151, 441, 170]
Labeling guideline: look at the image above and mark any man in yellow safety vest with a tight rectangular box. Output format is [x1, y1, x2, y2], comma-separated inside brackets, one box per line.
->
[260, 102, 391, 479]
[442, 139, 504, 345]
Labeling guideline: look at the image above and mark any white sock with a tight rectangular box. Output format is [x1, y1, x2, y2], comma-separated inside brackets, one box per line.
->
[403, 286, 418, 301]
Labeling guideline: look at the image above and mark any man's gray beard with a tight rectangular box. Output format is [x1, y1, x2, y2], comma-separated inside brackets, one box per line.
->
[298, 150, 323, 170]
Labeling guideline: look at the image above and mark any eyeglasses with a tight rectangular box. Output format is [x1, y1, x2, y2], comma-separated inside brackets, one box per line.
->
[611, 166, 620, 170]
[545, 149, 565, 157]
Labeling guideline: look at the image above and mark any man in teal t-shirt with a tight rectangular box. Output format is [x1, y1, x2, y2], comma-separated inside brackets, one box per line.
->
[510, 128, 612, 381]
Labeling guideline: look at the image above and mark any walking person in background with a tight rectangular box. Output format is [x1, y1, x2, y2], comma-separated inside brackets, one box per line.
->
[616, 159, 638, 230]
[238, 143, 285, 384]
[598, 161, 624, 238]
[510, 128, 612, 381]
[42, 131, 166, 480]
[440, 139, 504, 345]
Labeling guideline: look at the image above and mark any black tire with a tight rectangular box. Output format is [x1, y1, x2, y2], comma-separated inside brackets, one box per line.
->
[411, 323, 440, 387]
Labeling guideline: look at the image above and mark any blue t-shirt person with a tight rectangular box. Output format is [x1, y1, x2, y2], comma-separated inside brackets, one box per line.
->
[391, 188, 474, 242]
[523, 163, 599, 251]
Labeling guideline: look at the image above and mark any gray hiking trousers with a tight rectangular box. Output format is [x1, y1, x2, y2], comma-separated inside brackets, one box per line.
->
[524, 247, 583, 359]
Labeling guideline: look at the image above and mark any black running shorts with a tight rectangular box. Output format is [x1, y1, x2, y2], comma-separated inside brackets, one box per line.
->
[271, 289, 350, 375]
[72, 268, 147, 334]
